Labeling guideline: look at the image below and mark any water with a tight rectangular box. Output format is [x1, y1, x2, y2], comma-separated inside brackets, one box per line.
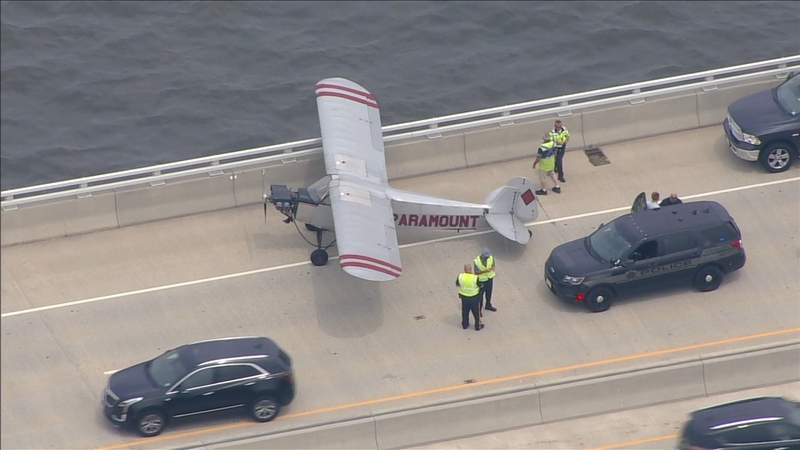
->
[1, 1, 798, 190]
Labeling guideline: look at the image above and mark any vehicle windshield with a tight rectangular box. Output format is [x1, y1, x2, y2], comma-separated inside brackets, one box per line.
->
[588, 220, 635, 262]
[775, 74, 800, 116]
[148, 349, 190, 388]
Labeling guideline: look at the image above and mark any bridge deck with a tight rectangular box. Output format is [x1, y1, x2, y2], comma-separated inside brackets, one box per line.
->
[1, 126, 798, 449]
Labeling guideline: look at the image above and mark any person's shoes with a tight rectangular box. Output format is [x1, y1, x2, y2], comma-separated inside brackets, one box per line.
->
[553, 186, 562, 194]
[535, 189, 547, 195]
[462, 324, 469, 330]
[475, 324, 484, 331]
[485, 304, 497, 312]
[558, 176, 566, 183]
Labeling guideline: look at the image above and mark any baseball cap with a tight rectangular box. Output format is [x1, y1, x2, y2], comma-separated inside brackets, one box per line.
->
[481, 247, 491, 257]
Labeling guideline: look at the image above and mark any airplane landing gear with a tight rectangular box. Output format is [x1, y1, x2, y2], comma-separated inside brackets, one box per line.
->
[307, 224, 330, 266]
[311, 249, 328, 266]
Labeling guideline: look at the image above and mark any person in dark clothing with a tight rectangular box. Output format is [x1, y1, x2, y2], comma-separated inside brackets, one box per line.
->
[456, 263, 483, 331]
[659, 193, 683, 207]
[474, 247, 497, 312]
[550, 120, 570, 183]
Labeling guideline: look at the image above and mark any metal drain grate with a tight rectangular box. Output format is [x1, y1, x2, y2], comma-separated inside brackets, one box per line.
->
[584, 145, 610, 166]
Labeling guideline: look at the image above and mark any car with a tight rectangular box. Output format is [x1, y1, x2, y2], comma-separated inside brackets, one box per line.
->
[102, 336, 295, 437]
[723, 72, 800, 173]
[543, 199, 745, 312]
[679, 396, 800, 450]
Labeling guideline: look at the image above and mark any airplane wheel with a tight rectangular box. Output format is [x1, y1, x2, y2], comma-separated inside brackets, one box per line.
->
[310, 249, 328, 266]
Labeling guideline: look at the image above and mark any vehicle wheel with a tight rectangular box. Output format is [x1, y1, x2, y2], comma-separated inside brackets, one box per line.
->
[310, 249, 328, 266]
[694, 265, 724, 292]
[251, 395, 281, 422]
[585, 286, 614, 312]
[135, 409, 166, 437]
[758, 143, 795, 173]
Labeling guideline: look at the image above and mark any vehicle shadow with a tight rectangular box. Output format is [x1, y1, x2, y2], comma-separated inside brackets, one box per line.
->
[605, 271, 745, 309]
[530, 270, 744, 314]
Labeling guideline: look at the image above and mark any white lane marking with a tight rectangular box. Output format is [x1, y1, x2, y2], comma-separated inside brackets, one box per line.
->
[3, 176, 798, 320]
[103, 369, 119, 375]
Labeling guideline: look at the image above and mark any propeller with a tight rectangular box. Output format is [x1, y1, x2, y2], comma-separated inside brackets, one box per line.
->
[261, 169, 268, 223]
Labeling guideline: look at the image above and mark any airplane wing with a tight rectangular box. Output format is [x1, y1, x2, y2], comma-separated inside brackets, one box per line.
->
[315, 78, 402, 282]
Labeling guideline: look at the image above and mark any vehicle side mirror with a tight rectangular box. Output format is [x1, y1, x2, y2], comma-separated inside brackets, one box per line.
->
[599, 222, 605, 228]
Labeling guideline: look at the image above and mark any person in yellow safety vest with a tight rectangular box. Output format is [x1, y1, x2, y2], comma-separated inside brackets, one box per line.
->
[550, 119, 570, 183]
[532, 134, 561, 195]
[456, 263, 484, 331]
[474, 247, 497, 312]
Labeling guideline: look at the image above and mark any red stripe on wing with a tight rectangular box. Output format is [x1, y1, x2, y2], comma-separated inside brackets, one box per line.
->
[316, 91, 378, 108]
[340, 261, 401, 279]
[340, 254, 402, 273]
[315, 83, 375, 100]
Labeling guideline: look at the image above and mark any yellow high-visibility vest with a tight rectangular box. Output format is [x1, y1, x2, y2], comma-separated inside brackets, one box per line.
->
[458, 273, 480, 297]
[550, 127, 570, 146]
[474, 255, 495, 282]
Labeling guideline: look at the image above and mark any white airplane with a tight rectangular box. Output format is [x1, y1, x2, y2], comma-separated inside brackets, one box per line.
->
[263, 78, 539, 282]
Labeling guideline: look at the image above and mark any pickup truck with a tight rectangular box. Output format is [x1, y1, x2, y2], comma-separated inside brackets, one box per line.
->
[723, 72, 800, 173]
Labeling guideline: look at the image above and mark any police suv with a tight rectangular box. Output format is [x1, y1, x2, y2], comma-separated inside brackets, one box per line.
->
[544, 199, 745, 312]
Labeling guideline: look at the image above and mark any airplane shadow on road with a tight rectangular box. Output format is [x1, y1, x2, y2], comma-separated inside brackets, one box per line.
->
[310, 265, 384, 339]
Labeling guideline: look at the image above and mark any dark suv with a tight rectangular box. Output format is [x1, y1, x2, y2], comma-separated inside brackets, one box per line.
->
[544, 200, 745, 312]
[679, 397, 800, 450]
[102, 336, 295, 437]
[723, 72, 800, 173]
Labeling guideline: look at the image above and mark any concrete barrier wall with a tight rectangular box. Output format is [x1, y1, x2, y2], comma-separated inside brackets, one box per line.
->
[581, 92, 700, 146]
[201, 340, 800, 450]
[385, 131, 467, 180]
[213, 418, 377, 450]
[374, 389, 543, 450]
[696, 78, 781, 127]
[115, 173, 236, 227]
[0, 192, 118, 245]
[0, 76, 787, 246]
[538, 358, 705, 423]
[702, 343, 800, 395]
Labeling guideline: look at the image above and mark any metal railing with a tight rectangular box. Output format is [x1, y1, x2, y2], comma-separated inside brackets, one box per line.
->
[2, 55, 799, 209]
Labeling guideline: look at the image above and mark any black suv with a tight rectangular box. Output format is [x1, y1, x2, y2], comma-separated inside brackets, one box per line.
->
[679, 397, 800, 450]
[102, 336, 295, 437]
[544, 200, 745, 312]
[723, 72, 800, 173]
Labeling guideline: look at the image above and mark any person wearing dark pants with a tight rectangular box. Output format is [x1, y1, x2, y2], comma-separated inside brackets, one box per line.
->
[474, 247, 497, 312]
[456, 263, 483, 331]
[550, 119, 570, 183]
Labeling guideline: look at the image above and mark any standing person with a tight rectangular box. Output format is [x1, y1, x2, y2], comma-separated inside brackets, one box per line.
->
[646, 192, 661, 210]
[550, 120, 570, 183]
[456, 263, 483, 331]
[659, 193, 683, 207]
[532, 134, 561, 195]
[474, 247, 497, 312]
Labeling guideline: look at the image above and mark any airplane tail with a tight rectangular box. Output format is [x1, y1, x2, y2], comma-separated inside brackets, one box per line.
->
[483, 177, 539, 244]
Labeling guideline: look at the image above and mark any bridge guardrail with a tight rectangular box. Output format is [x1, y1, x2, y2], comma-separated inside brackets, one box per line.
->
[2, 55, 798, 210]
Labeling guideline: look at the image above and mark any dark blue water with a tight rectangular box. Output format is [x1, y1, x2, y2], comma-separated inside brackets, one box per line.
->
[1, 1, 798, 190]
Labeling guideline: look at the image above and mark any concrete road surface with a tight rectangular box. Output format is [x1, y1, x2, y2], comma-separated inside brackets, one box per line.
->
[1, 126, 799, 449]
